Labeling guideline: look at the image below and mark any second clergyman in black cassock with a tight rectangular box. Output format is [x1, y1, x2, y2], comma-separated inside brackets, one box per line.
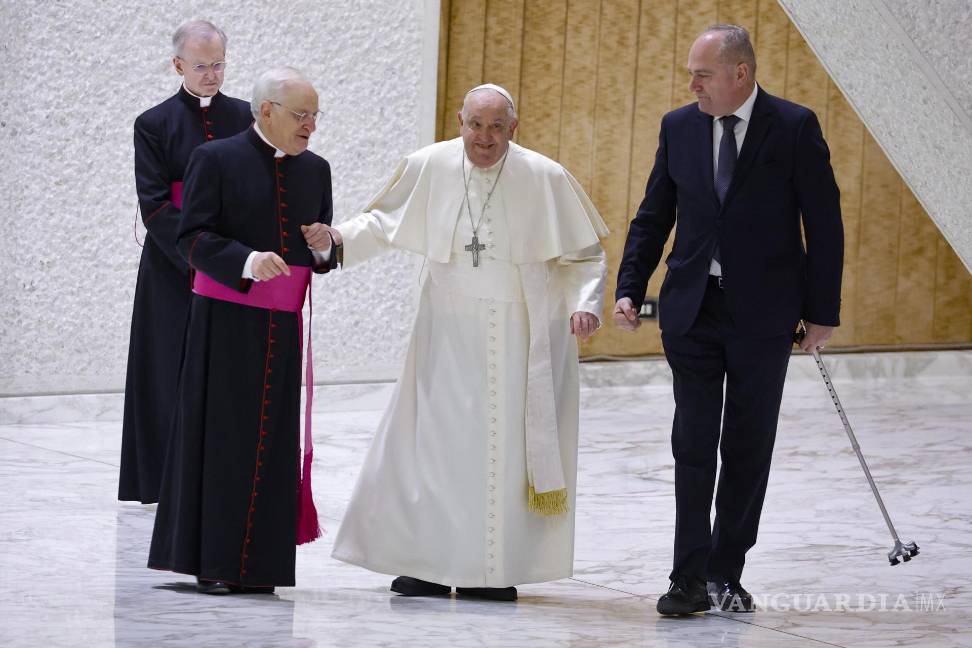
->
[148, 67, 336, 594]
[120, 21, 251, 504]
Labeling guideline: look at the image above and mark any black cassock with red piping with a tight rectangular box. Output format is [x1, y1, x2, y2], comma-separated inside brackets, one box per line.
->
[120, 86, 251, 504]
[148, 127, 334, 587]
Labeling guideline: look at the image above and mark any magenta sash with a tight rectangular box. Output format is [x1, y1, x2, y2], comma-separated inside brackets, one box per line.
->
[192, 267, 322, 545]
[171, 181, 184, 209]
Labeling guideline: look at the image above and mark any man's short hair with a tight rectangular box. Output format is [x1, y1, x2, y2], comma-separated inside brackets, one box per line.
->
[705, 23, 757, 77]
[172, 20, 228, 58]
[251, 66, 308, 118]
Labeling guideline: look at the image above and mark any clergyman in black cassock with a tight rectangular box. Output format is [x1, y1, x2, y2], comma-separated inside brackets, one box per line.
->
[148, 68, 335, 592]
[119, 22, 252, 503]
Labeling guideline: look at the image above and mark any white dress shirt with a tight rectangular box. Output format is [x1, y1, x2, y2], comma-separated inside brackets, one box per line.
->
[710, 82, 759, 277]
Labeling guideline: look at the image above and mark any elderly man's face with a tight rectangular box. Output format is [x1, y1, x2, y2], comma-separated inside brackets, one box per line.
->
[687, 32, 750, 117]
[173, 36, 226, 97]
[260, 81, 319, 156]
[457, 91, 517, 168]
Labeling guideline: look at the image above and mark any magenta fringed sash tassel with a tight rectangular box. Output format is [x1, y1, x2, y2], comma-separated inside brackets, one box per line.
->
[192, 267, 321, 545]
[296, 284, 321, 545]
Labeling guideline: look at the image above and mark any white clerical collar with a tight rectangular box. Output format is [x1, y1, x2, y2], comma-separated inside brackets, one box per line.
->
[725, 82, 759, 123]
[253, 123, 286, 158]
[183, 83, 213, 108]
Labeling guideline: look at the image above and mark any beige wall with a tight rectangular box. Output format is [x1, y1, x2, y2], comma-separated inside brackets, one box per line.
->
[436, 0, 972, 357]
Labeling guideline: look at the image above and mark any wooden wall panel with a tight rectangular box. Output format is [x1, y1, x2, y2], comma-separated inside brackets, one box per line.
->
[622, 0, 679, 356]
[517, 0, 568, 160]
[483, 0, 526, 104]
[584, 0, 642, 357]
[558, 1, 601, 192]
[934, 242, 972, 342]
[856, 133, 901, 345]
[440, 0, 487, 142]
[436, 0, 972, 355]
[895, 187, 938, 344]
[672, 1, 717, 108]
[753, 0, 788, 95]
[825, 85, 863, 347]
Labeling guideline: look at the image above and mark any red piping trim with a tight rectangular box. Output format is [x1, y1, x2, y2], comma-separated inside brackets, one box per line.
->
[142, 200, 171, 226]
[274, 159, 286, 255]
[187, 233, 203, 268]
[240, 310, 275, 580]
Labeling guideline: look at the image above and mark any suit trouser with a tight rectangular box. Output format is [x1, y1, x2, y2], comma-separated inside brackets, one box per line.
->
[661, 277, 793, 583]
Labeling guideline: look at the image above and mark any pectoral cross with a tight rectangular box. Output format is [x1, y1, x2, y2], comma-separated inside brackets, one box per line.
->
[464, 235, 486, 267]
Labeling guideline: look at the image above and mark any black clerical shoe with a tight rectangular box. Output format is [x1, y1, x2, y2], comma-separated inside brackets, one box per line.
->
[456, 587, 518, 602]
[196, 577, 231, 595]
[228, 584, 276, 595]
[707, 580, 755, 612]
[390, 576, 451, 597]
[656, 575, 710, 615]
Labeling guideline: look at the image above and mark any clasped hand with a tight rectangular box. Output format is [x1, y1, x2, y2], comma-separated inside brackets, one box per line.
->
[571, 312, 599, 340]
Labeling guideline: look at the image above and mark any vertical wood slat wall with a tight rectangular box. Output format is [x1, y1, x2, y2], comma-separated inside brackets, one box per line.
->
[437, 0, 972, 356]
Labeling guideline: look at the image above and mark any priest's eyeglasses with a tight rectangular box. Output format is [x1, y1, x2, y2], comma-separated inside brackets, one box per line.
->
[177, 58, 226, 74]
[269, 101, 322, 124]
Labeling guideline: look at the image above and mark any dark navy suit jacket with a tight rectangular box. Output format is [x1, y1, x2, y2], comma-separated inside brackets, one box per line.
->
[616, 87, 844, 337]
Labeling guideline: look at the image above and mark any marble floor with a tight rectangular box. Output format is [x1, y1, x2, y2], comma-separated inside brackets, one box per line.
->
[1, 351, 970, 647]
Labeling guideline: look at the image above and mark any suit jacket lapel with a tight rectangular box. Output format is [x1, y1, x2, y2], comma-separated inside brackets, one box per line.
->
[695, 109, 717, 205]
[723, 88, 774, 208]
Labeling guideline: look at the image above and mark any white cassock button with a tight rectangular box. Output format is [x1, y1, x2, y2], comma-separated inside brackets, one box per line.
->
[489, 323, 495, 329]
[491, 417, 496, 423]
[489, 390, 496, 396]
[488, 541, 494, 547]
[489, 566, 494, 572]
[489, 499, 495, 505]
[490, 445, 496, 450]
[489, 485, 495, 491]
[488, 553, 494, 559]
[489, 527, 494, 533]
[490, 458, 496, 464]
[489, 512, 495, 518]
[490, 404, 496, 410]
[489, 336, 496, 342]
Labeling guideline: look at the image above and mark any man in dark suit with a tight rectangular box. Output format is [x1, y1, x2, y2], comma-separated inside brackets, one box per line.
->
[614, 24, 843, 615]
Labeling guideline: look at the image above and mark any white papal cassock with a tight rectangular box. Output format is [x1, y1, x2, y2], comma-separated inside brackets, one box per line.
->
[331, 137, 608, 588]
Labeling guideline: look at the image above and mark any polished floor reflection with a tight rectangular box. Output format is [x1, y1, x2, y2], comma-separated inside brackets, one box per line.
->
[1, 351, 970, 647]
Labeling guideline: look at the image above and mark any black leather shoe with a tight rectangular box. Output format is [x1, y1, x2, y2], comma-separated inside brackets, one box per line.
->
[228, 584, 276, 594]
[196, 577, 231, 595]
[707, 580, 754, 612]
[656, 575, 710, 615]
[456, 587, 517, 602]
[390, 576, 451, 596]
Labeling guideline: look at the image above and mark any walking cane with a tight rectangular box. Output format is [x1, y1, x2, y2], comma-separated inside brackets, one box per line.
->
[796, 324, 919, 566]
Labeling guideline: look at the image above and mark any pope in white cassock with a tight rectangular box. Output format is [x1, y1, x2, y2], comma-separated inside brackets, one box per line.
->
[327, 84, 609, 601]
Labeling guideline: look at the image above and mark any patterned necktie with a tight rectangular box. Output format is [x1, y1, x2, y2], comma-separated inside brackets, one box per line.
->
[715, 114, 740, 204]
[713, 114, 740, 266]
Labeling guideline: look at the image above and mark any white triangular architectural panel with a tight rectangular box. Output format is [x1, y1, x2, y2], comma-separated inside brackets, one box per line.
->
[778, 0, 972, 272]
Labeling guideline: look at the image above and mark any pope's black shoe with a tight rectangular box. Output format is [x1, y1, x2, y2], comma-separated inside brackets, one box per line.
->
[656, 575, 710, 615]
[707, 580, 755, 612]
[196, 577, 231, 595]
[456, 587, 518, 602]
[390, 576, 451, 597]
